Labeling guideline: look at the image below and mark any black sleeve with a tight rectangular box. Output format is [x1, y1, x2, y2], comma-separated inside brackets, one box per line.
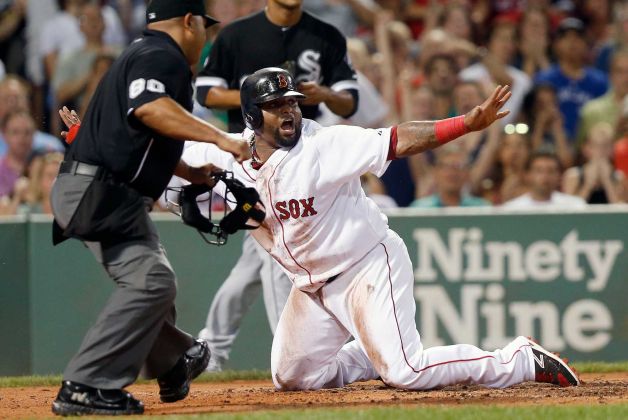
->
[322, 28, 359, 117]
[346, 88, 359, 118]
[195, 32, 234, 107]
[126, 49, 188, 114]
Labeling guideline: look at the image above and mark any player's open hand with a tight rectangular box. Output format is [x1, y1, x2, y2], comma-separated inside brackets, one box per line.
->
[463, 85, 511, 132]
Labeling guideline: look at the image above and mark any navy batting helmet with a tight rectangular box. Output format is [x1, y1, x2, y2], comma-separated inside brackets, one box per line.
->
[240, 67, 305, 130]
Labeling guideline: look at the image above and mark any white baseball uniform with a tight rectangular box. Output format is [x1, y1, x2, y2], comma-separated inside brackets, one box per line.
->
[182, 119, 536, 390]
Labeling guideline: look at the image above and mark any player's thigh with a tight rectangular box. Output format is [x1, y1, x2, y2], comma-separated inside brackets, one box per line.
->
[271, 286, 350, 383]
[345, 233, 423, 383]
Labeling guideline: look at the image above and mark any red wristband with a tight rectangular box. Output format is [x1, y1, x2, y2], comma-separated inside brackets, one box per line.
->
[66, 123, 80, 144]
[434, 115, 468, 145]
[387, 125, 398, 161]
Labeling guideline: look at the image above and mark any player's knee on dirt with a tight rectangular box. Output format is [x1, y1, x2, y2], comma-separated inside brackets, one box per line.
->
[271, 361, 319, 391]
[378, 363, 425, 389]
[272, 360, 309, 391]
[272, 357, 345, 391]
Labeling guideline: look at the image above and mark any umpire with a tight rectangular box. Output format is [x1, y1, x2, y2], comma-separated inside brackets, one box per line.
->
[50, 0, 249, 416]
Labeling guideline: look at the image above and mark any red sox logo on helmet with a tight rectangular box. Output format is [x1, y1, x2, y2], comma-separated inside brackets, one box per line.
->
[278, 74, 288, 89]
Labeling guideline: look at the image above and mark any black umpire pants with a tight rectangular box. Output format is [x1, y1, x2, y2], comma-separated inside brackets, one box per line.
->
[51, 172, 194, 389]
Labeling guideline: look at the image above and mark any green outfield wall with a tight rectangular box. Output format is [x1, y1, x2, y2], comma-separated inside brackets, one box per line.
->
[1, 208, 627, 375]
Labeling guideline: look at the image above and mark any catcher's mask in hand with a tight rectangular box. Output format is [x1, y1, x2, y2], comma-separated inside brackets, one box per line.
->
[166, 171, 265, 245]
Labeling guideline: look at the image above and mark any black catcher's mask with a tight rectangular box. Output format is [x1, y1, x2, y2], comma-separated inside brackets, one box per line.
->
[166, 171, 265, 245]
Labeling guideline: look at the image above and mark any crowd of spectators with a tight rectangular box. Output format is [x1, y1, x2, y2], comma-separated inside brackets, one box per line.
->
[1, 0, 628, 216]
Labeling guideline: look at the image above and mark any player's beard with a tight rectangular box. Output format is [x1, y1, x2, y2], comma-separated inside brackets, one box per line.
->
[274, 118, 302, 148]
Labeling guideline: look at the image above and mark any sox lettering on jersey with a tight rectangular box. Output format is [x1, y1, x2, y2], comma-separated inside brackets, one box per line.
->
[274, 197, 318, 220]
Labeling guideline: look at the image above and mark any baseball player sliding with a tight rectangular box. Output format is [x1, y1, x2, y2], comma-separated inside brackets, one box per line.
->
[62, 67, 580, 390]
[181, 67, 580, 391]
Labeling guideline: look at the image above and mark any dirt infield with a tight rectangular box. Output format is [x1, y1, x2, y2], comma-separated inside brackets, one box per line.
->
[1, 372, 626, 418]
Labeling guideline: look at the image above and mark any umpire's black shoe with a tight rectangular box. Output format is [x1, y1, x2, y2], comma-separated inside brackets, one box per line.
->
[157, 339, 210, 403]
[51, 380, 144, 416]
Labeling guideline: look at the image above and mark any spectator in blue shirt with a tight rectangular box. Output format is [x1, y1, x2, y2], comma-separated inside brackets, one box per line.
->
[410, 144, 490, 208]
[534, 18, 608, 142]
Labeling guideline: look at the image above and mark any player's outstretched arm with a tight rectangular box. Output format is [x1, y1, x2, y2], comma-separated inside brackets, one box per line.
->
[134, 97, 250, 162]
[394, 85, 511, 158]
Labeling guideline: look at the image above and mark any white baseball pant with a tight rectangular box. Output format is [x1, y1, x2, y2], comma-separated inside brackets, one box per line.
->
[271, 230, 535, 390]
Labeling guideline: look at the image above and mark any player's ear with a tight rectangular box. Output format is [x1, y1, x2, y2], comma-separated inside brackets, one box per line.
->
[183, 13, 194, 30]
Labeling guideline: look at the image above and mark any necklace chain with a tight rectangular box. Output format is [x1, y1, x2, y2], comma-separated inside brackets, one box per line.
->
[249, 133, 261, 167]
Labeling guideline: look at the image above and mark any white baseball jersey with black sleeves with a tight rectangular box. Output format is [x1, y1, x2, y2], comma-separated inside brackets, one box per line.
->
[195, 11, 358, 133]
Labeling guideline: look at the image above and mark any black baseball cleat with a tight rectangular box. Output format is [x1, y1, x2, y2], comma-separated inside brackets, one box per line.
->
[528, 339, 580, 387]
[157, 339, 210, 403]
[51, 380, 144, 416]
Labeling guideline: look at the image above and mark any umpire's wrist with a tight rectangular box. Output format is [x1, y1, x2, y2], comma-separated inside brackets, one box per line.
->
[213, 133, 230, 149]
[175, 160, 191, 181]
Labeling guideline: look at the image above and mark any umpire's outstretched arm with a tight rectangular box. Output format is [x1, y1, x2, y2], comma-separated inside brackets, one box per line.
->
[134, 97, 250, 162]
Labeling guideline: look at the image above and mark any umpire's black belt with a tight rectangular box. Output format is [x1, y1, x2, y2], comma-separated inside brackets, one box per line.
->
[60, 160, 109, 180]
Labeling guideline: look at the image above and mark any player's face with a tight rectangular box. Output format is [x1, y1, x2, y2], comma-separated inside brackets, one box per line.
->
[259, 97, 302, 148]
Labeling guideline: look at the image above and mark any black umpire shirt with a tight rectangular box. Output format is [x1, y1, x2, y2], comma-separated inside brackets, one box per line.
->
[68, 30, 193, 200]
[196, 10, 358, 133]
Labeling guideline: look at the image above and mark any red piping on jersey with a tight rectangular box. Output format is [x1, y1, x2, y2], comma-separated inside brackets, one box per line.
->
[380, 242, 532, 375]
[240, 161, 256, 182]
[267, 153, 313, 285]
[387, 126, 398, 161]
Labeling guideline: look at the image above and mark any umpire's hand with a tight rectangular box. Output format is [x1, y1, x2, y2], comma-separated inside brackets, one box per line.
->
[217, 136, 251, 163]
[59, 106, 81, 140]
[176, 161, 221, 187]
